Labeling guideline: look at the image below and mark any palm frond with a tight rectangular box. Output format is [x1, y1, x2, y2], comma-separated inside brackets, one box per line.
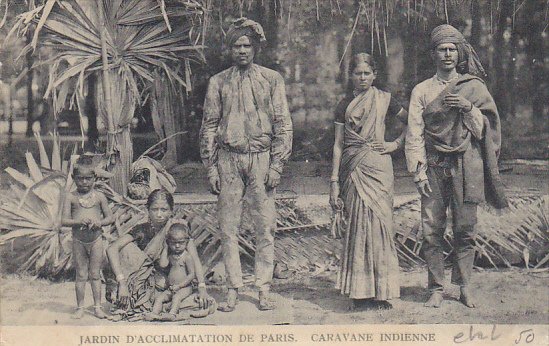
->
[4, 168, 35, 188]
[8, 0, 205, 124]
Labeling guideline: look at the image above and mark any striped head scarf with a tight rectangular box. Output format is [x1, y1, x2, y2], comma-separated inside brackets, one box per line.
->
[431, 24, 486, 77]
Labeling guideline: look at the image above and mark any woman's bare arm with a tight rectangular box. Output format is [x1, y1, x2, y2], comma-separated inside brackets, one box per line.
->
[329, 123, 345, 209]
[106, 233, 135, 278]
[186, 239, 205, 285]
[98, 192, 115, 226]
[330, 123, 344, 181]
[393, 109, 408, 150]
[186, 239, 209, 306]
[158, 244, 169, 268]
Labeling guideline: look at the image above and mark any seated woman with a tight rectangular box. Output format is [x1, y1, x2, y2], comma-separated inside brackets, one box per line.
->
[106, 189, 215, 321]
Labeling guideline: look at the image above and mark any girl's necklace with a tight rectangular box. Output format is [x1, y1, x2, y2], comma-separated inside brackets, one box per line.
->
[78, 191, 96, 208]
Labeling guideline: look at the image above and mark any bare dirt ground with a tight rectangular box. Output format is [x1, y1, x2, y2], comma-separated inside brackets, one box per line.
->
[1, 267, 548, 326]
[1, 154, 547, 326]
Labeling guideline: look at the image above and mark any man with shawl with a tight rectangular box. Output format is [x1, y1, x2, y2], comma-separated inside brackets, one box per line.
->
[405, 24, 507, 308]
[199, 18, 293, 311]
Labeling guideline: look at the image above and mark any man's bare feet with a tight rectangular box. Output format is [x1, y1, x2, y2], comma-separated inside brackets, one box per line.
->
[258, 290, 276, 311]
[424, 291, 444, 308]
[217, 288, 238, 312]
[71, 307, 85, 319]
[94, 306, 108, 319]
[459, 286, 476, 308]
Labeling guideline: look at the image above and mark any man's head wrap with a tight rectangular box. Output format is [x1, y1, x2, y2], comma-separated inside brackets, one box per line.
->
[225, 17, 266, 50]
[430, 24, 486, 77]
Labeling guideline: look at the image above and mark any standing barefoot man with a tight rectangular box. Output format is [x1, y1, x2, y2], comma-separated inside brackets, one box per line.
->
[405, 24, 507, 308]
[200, 18, 293, 312]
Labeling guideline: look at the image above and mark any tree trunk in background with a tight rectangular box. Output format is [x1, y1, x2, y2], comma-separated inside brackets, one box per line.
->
[266, 0, 279, 70]
[492, 0, 512, 120]
[351, 0, 365, 56]
[401, 24, 419, 97]
[337, 23, 347, 85]
[150, 73, 187, 168]
[25, 32, 34, 137]
[506, 28, 517, 118]
[249, 0, 279, 69]
[470, 0, 481, 47]
[86, 74, 98, 150]
[525, 1, 547, 133]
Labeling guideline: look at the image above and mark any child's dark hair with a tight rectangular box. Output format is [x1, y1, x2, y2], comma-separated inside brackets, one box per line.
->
[167, 222, 191, 241]
[146, 189, 174, 210]
[73, 155, 96, 177]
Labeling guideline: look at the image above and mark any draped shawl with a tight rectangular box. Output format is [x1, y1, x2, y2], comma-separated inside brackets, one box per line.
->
[422, 74, 507, 208]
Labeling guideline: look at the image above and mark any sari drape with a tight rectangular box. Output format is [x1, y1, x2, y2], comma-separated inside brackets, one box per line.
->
[337, 87, 400, 300]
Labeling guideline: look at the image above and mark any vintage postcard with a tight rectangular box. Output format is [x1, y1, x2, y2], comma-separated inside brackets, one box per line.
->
[0, 1, 547, 345]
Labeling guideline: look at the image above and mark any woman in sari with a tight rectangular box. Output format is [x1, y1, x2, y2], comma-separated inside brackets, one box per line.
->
[330, 53, 407, 309]
[106, 189, 214, 321]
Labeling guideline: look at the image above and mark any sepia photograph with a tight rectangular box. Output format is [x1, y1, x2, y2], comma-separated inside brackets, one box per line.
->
[0, 0, 547, 345]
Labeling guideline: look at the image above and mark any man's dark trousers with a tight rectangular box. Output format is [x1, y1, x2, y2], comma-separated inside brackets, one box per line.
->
[421, 162, 478, 292]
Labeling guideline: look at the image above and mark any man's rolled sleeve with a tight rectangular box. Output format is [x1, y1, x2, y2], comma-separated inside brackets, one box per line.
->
[462, 105, 484, 139]
[199, 77, 222, 178]
[405, 87, 427, 181]
[269, 74, 293, 174]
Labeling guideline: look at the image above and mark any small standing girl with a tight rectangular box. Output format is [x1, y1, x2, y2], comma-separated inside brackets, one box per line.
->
[62, 158, 114, 319]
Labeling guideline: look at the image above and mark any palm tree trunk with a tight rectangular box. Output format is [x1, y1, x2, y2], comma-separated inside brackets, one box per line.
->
[86, 74, 98, 150]
[109, 126, 133, 194]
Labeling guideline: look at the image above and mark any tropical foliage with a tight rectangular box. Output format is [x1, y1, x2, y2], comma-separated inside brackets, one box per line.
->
[6, 0, 205, 193]
[0, 131, 76, 276]
[0, 131, 146, 277]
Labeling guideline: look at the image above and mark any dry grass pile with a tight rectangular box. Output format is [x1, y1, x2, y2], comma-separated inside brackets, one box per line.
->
[392, 195, 549, 269]
[175, 197, 327, 273]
